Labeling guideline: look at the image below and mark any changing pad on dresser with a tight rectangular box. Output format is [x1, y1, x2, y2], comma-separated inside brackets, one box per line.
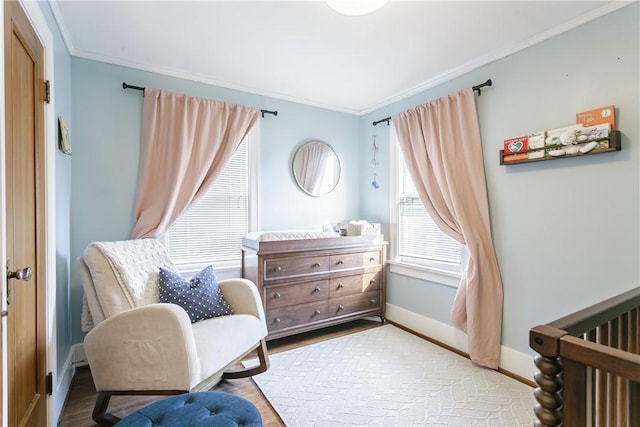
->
[244, 230, 339, 242]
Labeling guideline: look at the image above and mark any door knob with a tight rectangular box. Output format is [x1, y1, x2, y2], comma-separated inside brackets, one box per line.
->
[7, 267, 32, 281]
[5, 266, 32, 309]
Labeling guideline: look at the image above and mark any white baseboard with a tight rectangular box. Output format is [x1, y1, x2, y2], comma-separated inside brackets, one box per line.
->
[52, 346, 76, 424]
[53, 343, 89, 424]
[385, 303, 536, 382]
[73, 343, 88, 367]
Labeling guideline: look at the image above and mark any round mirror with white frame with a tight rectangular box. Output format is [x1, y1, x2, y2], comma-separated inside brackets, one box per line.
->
[292, 140, 341, 197]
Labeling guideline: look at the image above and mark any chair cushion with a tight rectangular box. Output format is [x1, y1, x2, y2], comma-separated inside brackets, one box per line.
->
[115, 391, 262, 426]
[159, 265, 233, 323]
[191, 313, 265, 383]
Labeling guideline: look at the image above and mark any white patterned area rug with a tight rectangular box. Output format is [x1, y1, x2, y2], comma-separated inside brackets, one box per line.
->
[246, 324, 536, 426]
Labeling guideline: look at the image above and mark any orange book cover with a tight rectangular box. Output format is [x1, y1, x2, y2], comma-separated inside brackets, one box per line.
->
[503, 153, 528, 162]
[576, 105, 615, 130]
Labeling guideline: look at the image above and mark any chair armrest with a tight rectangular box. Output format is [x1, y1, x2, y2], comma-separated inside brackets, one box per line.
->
[218, 278, 266, 322]
[84, 303, 201, 392]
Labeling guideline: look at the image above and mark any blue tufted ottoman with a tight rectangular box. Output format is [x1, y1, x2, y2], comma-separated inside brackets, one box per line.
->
[115, 391, 263, 427]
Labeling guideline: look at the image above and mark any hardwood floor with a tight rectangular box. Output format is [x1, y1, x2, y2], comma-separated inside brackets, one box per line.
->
[58, 319, 382, 426]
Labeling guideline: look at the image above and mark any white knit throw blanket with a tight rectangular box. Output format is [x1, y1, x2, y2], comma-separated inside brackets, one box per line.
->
[89, 239, 176, 310]
[81, 295, 94, 332]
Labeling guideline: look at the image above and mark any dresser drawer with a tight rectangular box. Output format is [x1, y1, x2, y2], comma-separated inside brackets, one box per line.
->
[267, 301, 330, 331]
[264, 255, 330, 280]
[330, 290, 381, 317]
[329, 271, 381, 298]
[264, 280, 328, 309]
[243, 235, 387, 340]
[329, 250, 380, 271]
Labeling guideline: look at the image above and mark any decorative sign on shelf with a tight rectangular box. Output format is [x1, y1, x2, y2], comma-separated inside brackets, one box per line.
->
[500, 105, 620, 165]
[576, 105, 615, 130]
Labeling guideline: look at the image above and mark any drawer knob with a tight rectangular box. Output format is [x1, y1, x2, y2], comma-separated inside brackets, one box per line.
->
[369, 257, 376, 262]
[274, 292, 281, 299]
[312, 262, 321, 268]
[315, 309, 321, 315]
[370, 299, 376, 304]
[274, 317, 281, 323]
[274, 265, 282, 272]
[370, 278, 376, 284]
[336, 260, 344, 265]
[337, 283, 344, 289]
[338, 305, 344, 311]
[314, 286, 321, 293]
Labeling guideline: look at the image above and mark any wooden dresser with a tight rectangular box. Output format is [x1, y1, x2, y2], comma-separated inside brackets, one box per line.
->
[241, 234, 387, 340]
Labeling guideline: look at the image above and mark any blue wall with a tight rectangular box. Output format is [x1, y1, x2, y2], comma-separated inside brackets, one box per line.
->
[360, 3, 640, 355]
[66, 3, 639, 361]
[69, 59, 360, 342]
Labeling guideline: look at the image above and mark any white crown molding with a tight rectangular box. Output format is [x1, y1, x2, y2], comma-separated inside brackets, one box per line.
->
[48, 0, 74, 55]
[358, 1, 634, 115]
[71, 48, 363, 116]
[48, 0, 632, 116]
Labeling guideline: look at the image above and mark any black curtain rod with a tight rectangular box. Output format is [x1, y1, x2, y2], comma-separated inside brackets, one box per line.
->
[373, 117, 391, 127]
[472, 79, 492, 96]
[122, 82, 278, 118]
[372, 78, 493, 126]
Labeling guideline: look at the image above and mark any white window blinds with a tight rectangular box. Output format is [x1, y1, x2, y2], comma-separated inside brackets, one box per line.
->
[398, 151, 463, 271]
[166, 138, 248, 270]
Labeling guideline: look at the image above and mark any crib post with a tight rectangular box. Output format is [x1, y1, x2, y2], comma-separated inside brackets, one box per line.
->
[532, 355, 563, 426]
[530, 325, 567, 427]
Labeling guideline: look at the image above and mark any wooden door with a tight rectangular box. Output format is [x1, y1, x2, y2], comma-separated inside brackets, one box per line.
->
[3, 1, 47, 425]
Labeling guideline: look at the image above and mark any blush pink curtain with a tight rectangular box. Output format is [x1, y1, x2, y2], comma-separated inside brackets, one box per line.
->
[392, 88, 503, 369]
[132, 89, 259, 239]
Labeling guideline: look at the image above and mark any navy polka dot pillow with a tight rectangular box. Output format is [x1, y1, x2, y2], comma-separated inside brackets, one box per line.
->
[158, 265, 234, 323]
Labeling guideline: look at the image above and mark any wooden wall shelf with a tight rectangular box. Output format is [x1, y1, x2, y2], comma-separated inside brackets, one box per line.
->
[500, 130, 621, 165]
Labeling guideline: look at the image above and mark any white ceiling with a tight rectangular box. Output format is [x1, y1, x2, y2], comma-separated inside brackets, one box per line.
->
[51, 1, 628, 115]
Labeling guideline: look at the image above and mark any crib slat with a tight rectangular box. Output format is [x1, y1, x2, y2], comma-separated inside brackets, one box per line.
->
[586, 329, 597, 426]
[618, 314, 629, 426]
[596, 324, 608, 427]
[631, 308, 639, 355]
[608, 318, 619, 426]
[629, 380, 640, 426]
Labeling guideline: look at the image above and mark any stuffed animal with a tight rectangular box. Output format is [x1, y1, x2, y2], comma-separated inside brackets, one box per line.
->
[560, 130, 577, 146]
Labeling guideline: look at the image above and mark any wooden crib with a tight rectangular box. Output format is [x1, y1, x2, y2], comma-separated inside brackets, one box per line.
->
[530, 287, 640, 426]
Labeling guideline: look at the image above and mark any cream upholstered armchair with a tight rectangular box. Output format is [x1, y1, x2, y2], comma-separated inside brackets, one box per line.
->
[78, 239, 269, 425]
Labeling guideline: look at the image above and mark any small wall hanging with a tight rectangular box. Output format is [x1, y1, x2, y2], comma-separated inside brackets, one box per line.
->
[370, 135, 379, 189]
[58, 116, 72, 155]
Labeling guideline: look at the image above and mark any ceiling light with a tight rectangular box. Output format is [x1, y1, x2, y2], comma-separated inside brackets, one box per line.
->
[326, 0, 389, 16]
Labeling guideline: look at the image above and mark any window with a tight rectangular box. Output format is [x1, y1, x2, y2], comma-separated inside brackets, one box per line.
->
[166, 130, 257, 276]
[390, 126, 465, 285]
